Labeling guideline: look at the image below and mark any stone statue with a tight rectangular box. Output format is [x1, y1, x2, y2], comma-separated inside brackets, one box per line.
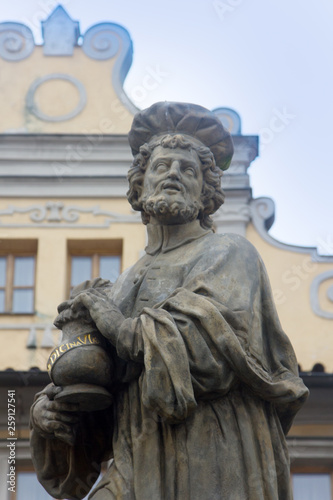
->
[30, 102, 308, 500]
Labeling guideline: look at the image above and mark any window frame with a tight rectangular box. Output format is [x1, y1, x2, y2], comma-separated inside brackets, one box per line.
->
[10, 465, 59, 500]
[67, 239, 122, 298]
[291, 467, 333, 500]
[11, 462, 108, 500]
[0, 250, 37, 315]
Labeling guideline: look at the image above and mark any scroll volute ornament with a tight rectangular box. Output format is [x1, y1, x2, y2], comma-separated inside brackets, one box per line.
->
[49, 278, 115, 411]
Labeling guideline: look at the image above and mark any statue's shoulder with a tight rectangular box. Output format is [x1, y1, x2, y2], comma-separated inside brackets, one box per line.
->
[205, 231, 260, 259]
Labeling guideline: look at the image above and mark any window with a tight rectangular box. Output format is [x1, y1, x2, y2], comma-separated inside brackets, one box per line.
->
[292, 469, 333, 500]
[14, 469, 103, 500]
[293, 474, 332, 500]
[0, 240, 37, 314]
[15, 471, 54, 500]
[70, 255, 121, 289]
[68, 239, 122, 296]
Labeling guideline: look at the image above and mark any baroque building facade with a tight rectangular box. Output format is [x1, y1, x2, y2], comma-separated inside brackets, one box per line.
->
[0, 6, 332, 499]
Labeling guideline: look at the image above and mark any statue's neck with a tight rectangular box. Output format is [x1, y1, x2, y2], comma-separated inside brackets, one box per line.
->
[145, 219, 211, 255]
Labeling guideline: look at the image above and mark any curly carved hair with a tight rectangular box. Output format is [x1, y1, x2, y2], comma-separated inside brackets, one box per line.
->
[127, 134, 225, 229]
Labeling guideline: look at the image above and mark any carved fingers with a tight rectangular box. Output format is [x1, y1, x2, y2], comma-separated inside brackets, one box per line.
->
[47, 401, 79, 446]
[70, 289, 125, 342]
[32, 393, 80, 446]
[70, 288, 107, 319]
[55, 288, 110, 328]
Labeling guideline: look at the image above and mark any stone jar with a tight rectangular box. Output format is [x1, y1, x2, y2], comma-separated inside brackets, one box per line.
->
[48, 279, 115, 411]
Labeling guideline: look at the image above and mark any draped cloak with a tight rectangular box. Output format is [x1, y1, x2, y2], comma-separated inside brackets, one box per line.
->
[30, 221, 308, 500]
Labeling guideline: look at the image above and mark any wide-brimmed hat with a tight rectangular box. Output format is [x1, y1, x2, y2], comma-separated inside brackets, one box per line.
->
[128, 101, 234, 171]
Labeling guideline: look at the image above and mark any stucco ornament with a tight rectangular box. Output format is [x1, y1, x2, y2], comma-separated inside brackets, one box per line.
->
[30, 102, 308, 500]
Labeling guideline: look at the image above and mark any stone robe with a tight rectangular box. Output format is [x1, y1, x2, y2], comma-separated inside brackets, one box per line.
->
[30, 220, 308, 499]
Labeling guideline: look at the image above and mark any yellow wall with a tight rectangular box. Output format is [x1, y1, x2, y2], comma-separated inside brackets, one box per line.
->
[247, 223, 333, 372]
[0, 197, 146, 371]
[0, 208, 331, 373]
[0, 47, 134, 134]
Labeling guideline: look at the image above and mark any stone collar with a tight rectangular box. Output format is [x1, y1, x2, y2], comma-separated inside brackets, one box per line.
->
[145, 220, 212, 255]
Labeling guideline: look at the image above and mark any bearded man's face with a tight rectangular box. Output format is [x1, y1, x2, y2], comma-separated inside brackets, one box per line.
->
[140, 145, 204, 225]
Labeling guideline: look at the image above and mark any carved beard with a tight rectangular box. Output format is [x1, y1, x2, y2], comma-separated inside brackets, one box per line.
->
[142, 193, 202, 225]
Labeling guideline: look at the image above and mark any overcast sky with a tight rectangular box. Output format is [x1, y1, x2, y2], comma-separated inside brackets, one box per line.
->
[1, 0, 332, 253]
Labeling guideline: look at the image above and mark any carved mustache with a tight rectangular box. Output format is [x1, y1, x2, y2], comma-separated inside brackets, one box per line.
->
[159, 180, 185, 193]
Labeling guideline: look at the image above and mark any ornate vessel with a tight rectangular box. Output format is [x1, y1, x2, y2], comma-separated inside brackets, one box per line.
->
[48, 279, 114, 411]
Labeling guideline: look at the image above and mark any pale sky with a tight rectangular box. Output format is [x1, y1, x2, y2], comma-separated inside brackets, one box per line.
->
[1, 0, 332, 253]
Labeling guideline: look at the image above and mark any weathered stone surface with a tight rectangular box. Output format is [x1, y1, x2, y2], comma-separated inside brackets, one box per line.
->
[30, 102, 308, 499]
[47, 278, 115, 411]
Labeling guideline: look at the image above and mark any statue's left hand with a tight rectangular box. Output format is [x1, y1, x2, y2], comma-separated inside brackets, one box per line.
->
[70, 288, 125, 345]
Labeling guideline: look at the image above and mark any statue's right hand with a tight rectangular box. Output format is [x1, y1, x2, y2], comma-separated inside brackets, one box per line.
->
[31, 385, 80, 446]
